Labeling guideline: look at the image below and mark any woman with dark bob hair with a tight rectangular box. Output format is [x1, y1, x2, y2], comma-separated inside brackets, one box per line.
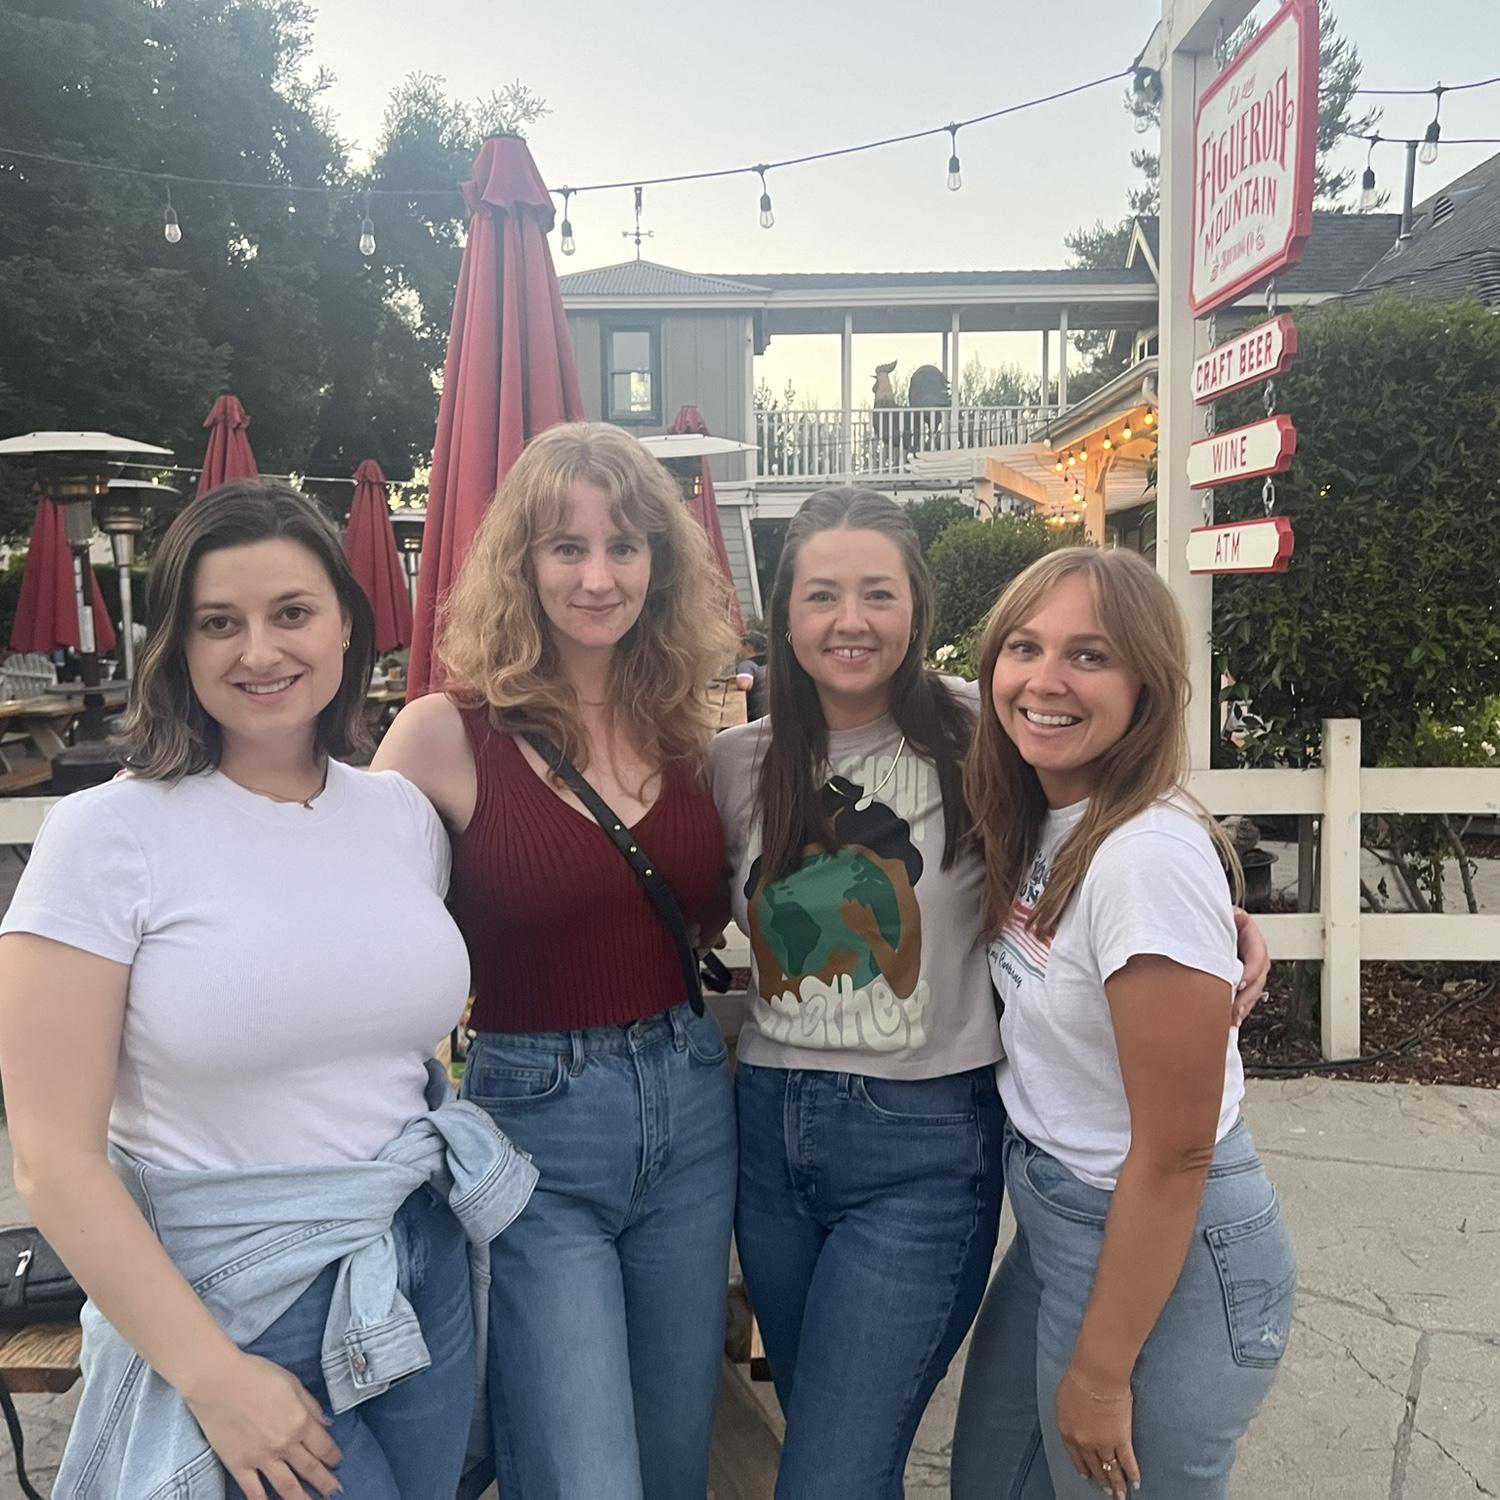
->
[0, 479, 535, 1500]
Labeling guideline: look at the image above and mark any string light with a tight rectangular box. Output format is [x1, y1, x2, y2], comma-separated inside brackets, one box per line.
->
[1102, 433, 1113, 450]
[1122, 421, 1133, 440]
[559, 187, 576, 256]
[1420, 86, 1444, 165]
[1067, 452, 1077, 468]
[1143, 409, 1155, 427]
[1078, 444, 1088, 460]
[1359, 136, 1380, 211]
[163, 185, 181, 245]
[358, 190, 375, 257]
[1054, 458, 1065, 473]
[756, 166, 774, 230]
[946, 125, 962, 192]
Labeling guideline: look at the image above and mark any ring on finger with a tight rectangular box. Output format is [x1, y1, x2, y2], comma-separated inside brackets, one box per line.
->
[1101, 1460, 1114, 1472]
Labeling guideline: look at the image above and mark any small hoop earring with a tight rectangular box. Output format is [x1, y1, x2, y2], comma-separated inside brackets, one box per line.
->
[784, 630, 792, 645]
[342, 638, 351, 651]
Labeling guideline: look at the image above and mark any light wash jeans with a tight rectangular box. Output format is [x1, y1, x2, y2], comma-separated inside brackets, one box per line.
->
[460, 1002, 737, 1500]
[951, 1118, 1296, 1500]
[225, 1185, 475, 1500]
[736, 1061, 1006, 1500]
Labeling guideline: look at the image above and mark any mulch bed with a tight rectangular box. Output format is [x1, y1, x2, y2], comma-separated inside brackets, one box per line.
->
[1239, 962, 1500, 1086]
[726, 966, 1500, 1088]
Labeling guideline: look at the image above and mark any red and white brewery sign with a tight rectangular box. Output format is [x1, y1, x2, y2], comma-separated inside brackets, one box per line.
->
[1187, 516, 1295, 574]
[1190, 0, 1319, 316]
[1193, 315, 1299, 404]
[1187, 414, 1296, 490]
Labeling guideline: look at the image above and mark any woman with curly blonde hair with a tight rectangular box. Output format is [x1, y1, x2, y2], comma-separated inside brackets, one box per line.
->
[376, 421, 739, 1499]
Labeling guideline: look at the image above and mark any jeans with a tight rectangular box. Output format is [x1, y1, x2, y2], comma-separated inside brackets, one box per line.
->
[460, 1002, 737, 1500]
[951, 1118, 1296, 1500]
[735, 1061, 1005, 1500]
[224, 1185, 475, 1500]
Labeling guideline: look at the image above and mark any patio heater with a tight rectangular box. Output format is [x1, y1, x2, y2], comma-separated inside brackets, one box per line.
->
[390, 507, 426, 613]
[636, 433, 758, 504]
[103, 478, 180, 681]
[0, 431, 173, 790]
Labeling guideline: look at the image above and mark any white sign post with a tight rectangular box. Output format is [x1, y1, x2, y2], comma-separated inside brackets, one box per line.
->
[1193, 315, 1298, 403]
[1190, 0, 1319, 317]
[1186, 516, 1294, 574]
[1186, 414, 1296, 489]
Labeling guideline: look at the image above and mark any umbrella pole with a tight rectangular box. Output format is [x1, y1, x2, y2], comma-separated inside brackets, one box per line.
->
[110, 532, 137, 682]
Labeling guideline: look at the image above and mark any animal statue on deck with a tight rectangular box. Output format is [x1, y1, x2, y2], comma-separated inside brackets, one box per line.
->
[870, 361, 953, 468]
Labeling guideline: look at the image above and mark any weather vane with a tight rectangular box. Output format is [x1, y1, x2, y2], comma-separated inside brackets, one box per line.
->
[622, 185, 653, 259]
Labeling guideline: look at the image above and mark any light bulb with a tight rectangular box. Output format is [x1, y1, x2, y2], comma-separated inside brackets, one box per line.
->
[1122, 423, 1133, 440]
[947, 154, 962, 192]
[1102, 435, 1113, 450]
[1078, 446, 1088, 460]
[359, 218, 376, 256]
[1143, 410, 1155, 427]
[560, 219, 576, 255]
[1359, 166, 1378, 212]
[1054, 459, 1064, 473]
[759, 191, 775, 230]
[1072, 491, 1083, 504]
[1067, 453, 1077, 467]
[1419, 120, 1440, 166]
[163, 206, 181, 244]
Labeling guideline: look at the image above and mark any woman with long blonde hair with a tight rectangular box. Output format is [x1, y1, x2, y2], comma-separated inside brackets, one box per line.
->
[950, 547, 1294, 1500]
[375, 421, 739, 1499]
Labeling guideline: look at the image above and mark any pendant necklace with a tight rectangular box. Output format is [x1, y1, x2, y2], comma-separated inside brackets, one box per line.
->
[827, 735, 906, 812]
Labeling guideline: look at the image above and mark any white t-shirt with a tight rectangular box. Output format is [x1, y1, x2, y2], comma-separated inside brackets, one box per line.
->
[0, 761, 471, 1171]
[989, 798, 1244, 1190]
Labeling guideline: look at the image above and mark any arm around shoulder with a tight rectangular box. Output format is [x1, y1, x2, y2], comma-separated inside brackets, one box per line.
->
[373, 692, 477, 833]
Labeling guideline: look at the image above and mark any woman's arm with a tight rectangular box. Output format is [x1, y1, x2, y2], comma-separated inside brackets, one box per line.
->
[1056, 953, 1232, 1498]
[373, 692, 477, 834]
[0, 936, 342, 1500]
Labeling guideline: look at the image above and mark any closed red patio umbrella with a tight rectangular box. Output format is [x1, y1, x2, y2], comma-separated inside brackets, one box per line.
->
[666, 407, 745, 635]
[10, 497, 117, 656]
[407, 134, 586, 699]
[345, 460, 413, 653]
[196, 393, 258, 498]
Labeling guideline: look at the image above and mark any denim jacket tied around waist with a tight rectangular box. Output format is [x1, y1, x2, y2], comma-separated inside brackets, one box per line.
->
[56, 1060, 537, 1500]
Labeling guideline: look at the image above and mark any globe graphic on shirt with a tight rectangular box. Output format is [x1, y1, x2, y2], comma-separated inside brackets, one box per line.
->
[758, 847, 902, 990]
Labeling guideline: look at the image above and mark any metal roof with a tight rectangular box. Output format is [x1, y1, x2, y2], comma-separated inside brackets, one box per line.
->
[716, 267, 1156, 290]
[556, 260, 768, 299]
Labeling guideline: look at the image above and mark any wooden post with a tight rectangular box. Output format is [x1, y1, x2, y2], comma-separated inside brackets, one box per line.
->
[1057, 308, 1069, 410]
[1320, 718, 1362, 1059]
[1041, 329, 1051, 407]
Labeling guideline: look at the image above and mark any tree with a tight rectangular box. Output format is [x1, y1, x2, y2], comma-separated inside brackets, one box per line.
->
[0, 0, 545, 532]
[958, 356, 1046, 408]
[927, 515, 1087, 652]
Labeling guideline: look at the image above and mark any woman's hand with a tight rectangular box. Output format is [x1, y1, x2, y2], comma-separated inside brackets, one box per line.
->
[1231, 908, 1270, 1024]
[1056, 1366, 1139, 1499]
[184, 1351, 343, 1499]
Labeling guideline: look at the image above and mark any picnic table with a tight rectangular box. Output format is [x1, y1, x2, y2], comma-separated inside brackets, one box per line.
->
[0, 696, 83, 763]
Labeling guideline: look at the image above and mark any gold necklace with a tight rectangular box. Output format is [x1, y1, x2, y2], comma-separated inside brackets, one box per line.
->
[227, 758, 329, 810]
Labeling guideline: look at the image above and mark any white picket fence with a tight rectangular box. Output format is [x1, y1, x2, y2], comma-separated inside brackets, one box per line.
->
[2, 717, 1496, 1061]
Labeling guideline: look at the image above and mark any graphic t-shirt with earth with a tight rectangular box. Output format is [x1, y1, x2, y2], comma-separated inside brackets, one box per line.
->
[709, 684, 1001, 1080]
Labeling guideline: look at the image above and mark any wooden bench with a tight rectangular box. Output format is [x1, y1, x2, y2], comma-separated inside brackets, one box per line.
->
[0, 1320, 82, 1395]
[0, 761, 52, 797]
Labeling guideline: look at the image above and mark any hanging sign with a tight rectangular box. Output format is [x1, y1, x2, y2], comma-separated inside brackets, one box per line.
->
[1190, 0, 1320, 317]
[1187, 414, 1296, 489]
[1187, 516, 1295, 574]
[1193, 315, 1299, 404]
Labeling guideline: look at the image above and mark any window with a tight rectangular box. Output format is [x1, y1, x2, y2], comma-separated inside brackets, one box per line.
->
[605, 324, 661, 423]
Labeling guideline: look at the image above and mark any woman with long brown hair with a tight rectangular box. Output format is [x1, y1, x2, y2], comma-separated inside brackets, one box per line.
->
[374, 421, 739, 1499]
[950, 547, 1294, 1500]
[0, 480, 534, 1500]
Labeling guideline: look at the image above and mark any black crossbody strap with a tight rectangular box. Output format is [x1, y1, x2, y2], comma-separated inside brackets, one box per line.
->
[523, 732, 705, 1018]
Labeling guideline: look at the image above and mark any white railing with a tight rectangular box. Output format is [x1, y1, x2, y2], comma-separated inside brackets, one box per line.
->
[1, 720, 1493, 1062]
[755, 405, 1058, 481]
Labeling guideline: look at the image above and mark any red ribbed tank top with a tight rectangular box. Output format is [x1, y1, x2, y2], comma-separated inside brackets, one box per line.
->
[451, 708, 725, 1034]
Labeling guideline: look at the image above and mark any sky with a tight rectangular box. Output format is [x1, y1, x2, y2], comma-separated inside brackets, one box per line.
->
[303, 0, 1498, 405]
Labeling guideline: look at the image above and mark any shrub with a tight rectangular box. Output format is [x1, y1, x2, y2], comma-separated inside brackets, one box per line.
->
[927, 515, 1086, 650]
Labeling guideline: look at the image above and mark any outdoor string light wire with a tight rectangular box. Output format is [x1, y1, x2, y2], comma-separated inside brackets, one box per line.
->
[0, 66, 1496, 247]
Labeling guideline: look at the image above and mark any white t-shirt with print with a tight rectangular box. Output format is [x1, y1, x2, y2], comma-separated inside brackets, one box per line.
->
[989, 798, 1245, 1190]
